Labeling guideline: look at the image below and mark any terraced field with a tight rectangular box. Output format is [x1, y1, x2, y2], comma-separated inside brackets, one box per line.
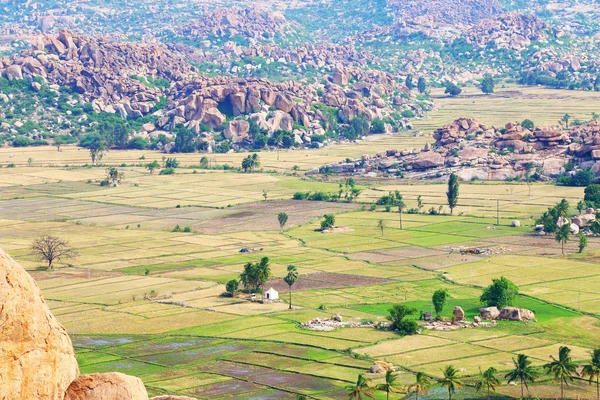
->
[2, 153, 600, 398]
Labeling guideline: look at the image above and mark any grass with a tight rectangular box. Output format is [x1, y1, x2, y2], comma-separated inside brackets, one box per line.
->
[2, 137, 600, 398]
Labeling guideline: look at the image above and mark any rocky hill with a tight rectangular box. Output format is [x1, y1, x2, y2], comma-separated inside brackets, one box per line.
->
[311, 118, 600, 182]
[387, 0, 504, 25]
[0, 30, 426, 152]
[464, 13, 548, 51]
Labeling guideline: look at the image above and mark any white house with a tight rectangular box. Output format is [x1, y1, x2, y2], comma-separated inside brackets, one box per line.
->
[265, 287, 279, 300]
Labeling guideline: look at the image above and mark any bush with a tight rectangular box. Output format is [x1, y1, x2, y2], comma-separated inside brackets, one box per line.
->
[401, 110, 415, 118]
[128, 137, 149, 150]
[159, 167, 175, 175]
[387, 304, 418, 336]
[293, 192, 310, 200]
[165, 158, 179, 168]
[557, 169, 595, 187]
[371, 118, 386, 133]
[521, 119, 535, 130]
[12, 136, 31, 147]
[584, 184, 600, 208]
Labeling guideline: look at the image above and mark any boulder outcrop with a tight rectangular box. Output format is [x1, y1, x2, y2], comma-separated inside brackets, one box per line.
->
[0, 248, 79, 400]
[63, 373, 148, 400]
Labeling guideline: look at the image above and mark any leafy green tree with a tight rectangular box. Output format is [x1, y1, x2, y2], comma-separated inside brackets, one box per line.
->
[521, 119, 535, 130]
[392, 191, 407, 229]
[577, 200, 587, 215]
[375, 371, 401, 400]
[447, 173, 459, 214]
[556, 199, 570, 218]
[200, 156, 209, 168]
[225, 279, 239, 296]
[556, 223, 570, 255]
[165, 158, 179, 168]
[480, 277, 519, 308]
[407, 372, 430, 400]
[347, 374, 375, 400]
[440, 365, 463, 400]
[255, 257, 271, 300]
[174, 124, 197, 153]
[387, 304, 418, 336]
[417, 77, 427, 94]
[242, 153, 260, 172]
[475, 367, 501, 400]
[405, 74, 415, 90]
[321, 214, 336, 231]
[582, 349, 600, 400]
[82, 134, 107, 164]
[417, 195, 423, 211]
[544, 346, 578, 399]
[283, 265, 298, 310]
[240, 262, 259, 294]
[107, 167, 120, 185]
[145, 160, 160, 174]
[444, 82, 462, 97]
[481, 75, 495, 94]
[579, 232, 588, 253]
[585, 184, 600, 208]
[278, 212, 289, 230]
[562, 113, 571, 128]
[432, 289, 449, 317]
[505, 354, 538, 399]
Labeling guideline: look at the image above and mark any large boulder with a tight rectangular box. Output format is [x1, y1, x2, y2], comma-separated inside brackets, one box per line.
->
[479, 306, 500, 320]
[453, 306, 465, 321]
[0, 248, 79, 400]
[498, 307, 535, 321]
[412, 151, 444, 170]
[63, 372, 148, 400]
[4, 64, 23, 81]
[223, 120, 250, 143]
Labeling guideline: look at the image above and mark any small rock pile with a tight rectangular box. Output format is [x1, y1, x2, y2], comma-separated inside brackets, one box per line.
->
[369, 361, 396, 374]
[443, 246, 511, 256]
[302, 315, 373, 331]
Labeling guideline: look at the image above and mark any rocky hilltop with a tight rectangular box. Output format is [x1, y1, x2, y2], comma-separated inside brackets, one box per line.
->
[0, 247, 195, 400]
[464, 13, 548, 51]
[312, 118, 600, 182]
[178, 7, 297, 44]
[387, 0, 504, 25]
[0, 30, 424, 152]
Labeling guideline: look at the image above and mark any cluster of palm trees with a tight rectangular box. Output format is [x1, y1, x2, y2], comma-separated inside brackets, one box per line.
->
[345, 347, 600, 400]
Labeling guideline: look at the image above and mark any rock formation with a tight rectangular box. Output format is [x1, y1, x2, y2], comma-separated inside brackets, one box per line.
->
[0, 247, 79, 400]
[388, 0, 504, 26]
[465, 13, 547, 51]
[64, 373, 148, 400]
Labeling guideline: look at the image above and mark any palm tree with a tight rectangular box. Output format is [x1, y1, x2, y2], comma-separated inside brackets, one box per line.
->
[392, 190, 406, 230]
[407, 371, 430, 400]
[255, 257, 271, 300]
[347, 374, 375, 400]
[544, 346, 579, 399]
[283, 265, 298, 310]
[555, 223, 570, 255]
[377, 219, 386, 236]
[582, 349, 600, 400]
[505, 354, 537, 399]
[375, 370, 401, 400]
[440, 365, 463, 400]
[475, 367, 501, 400]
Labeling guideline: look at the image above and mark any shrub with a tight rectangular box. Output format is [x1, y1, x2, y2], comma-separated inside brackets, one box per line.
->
[12, 136, 31, 147]
[159, 167, 175, 175]
[480, 277, 519, 309]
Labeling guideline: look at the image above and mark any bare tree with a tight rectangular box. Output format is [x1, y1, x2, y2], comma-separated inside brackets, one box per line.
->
[31, 236, 76, 270]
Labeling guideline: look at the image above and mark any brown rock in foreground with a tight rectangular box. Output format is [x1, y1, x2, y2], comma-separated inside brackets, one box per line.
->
[151, 396, 198, 400]
[64, 372, 148, 400]
[0, 248, 79, 400]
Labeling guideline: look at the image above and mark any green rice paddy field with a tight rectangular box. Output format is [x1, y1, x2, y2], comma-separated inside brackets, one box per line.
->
[2, 86, 600, 398]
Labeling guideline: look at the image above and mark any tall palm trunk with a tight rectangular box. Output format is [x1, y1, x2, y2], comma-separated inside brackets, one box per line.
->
[521, 378, 524, 399]
[561, 378, 564, 399]
[596, 376, 599, 400]
[487, 385, 490, 400]
[398, 208, 403, 230]
[288, 286, 292, 310]
[562, 240, 565, 255]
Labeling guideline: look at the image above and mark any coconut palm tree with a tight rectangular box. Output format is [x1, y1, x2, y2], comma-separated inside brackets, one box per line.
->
[440, 365, 463, 400]
[407, 371, 430, 400]
[392, 190, 406, 230]
[544, 346, 579, 399]
[377, 219, 386, 236]
[505, 354, 538, 399]
[375, 370, 401, 400]
[347, 374, 375, 400]
[475, 367, 501, 400]
[582, 349, 600, 400]
[283, 265, 298, 310]
[555, 223, 570, 255]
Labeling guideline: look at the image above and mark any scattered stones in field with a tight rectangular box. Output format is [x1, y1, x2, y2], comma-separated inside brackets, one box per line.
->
[370, 361, 396, 374]
[479, 306, 536, 321]
[302, 315, 372, 331]
[479, 306, 500, 320]
[423, 319, 497, 331]
[320, 226, 353, 234]
[453, 306, 465, 321]
[444, 246, 510, 256]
